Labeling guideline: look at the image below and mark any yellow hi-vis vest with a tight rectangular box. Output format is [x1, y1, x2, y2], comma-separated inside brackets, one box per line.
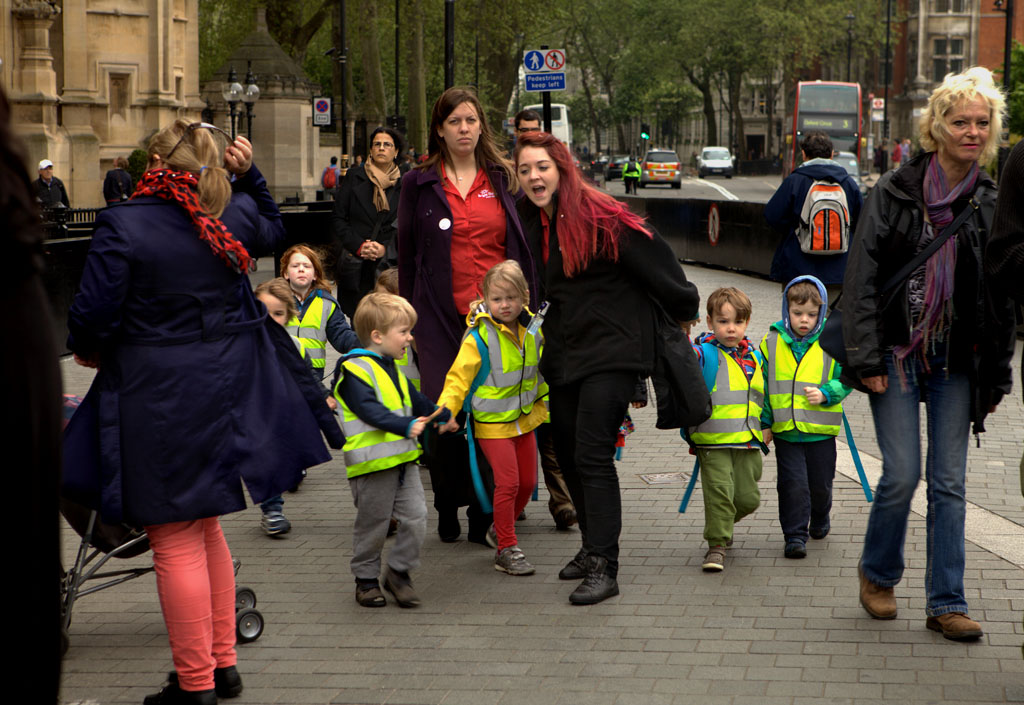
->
[622, 161, 641, 179]
[336, 356, 421, 478]
[470, 318, 547, 423]
[688, 347, 765, 445]
[762, 330, 842, 436]
[285, 295, 335, 370]
[396, 348, 420, 391]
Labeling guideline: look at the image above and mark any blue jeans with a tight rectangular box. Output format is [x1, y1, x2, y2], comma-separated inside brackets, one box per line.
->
[861, 353, 971, 616]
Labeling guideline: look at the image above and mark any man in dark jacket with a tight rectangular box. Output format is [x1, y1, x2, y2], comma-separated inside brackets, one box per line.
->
[764, 132, 863, 290]
[33, 159, 70, 208]
[102, 156, 133, 204]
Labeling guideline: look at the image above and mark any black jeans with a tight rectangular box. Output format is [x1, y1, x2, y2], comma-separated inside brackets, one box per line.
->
[549, 371, 636, 576]
[773, 437, 836, 543]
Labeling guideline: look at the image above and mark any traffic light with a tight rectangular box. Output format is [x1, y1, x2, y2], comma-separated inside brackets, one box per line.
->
[640, 123, 651, 141]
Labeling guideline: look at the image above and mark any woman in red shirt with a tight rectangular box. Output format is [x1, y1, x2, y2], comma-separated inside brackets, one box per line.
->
[397, 87, 536, 545]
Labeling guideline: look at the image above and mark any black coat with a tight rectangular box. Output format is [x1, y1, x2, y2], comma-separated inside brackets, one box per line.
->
[331, 164, 401, 299]
[841, 153, 1015, 427]
[517, 196, 700, 387]
[103, 168, 133, 203]
[33, 176, 69, 208]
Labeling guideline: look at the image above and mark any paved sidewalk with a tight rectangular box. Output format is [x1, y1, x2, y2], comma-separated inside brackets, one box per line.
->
[59, 264, 1023, 705]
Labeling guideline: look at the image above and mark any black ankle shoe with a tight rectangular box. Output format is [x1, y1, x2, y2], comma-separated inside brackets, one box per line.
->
[167, 666, 242, 699]
[143, 682, 217, 705]
[569, 555, 619, 605]
[437, 507, 460, 542]
[558, 549, 588, 580]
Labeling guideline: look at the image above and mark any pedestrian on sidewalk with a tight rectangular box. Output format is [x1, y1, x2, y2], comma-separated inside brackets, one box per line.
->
[63, 121, 342, 704]
[333, 293, 452, 608]
[841, 67, 1015, 642]
[436, 260, 547, 577]
[688, 287, 767, 573]
[758, 276, 852, 560]
[514, 131, 699, 604]
[622, 155, 640, 194]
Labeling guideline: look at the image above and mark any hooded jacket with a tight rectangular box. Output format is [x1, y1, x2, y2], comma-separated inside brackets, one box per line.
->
[841, 153, 1015, 431]
[765, 158, 863, 285]
[759, 275, 852, 441]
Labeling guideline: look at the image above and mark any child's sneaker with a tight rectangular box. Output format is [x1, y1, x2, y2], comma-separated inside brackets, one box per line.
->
[785, 540, 807, 559]
[702, 545, 726, 572]
[261, 510, 291, 537]
[494, 545, 535, 576]
[485, 523, 498, 549]
[383, 568, 420, 608]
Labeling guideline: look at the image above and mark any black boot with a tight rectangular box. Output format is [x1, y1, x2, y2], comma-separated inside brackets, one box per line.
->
[558, 549, 588, 580]
[143, 681, 216, 705]
[167, 666, 242, 698]
[569, 555, 619, 605]
[437, 506, 460, 542]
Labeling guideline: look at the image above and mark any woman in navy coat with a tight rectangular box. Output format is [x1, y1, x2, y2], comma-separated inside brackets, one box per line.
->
[64, 121, 341, 705]
[397, 87, 536, 544]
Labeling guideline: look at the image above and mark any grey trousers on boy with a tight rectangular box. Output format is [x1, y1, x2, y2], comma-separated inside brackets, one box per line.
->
[349, 463, 427, 581]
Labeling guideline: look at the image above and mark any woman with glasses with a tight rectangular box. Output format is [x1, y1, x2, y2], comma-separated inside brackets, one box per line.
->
[397, 87, 537, 545]
[332, 126, 405, 316]
[63, 119, 342, 704]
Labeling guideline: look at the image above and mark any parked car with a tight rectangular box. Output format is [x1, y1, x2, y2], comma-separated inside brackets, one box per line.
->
[835, 151, 869, 197]
[604, 155, 630, 180]
[697, 146, 733, 179]
[639, 149, 682, 189]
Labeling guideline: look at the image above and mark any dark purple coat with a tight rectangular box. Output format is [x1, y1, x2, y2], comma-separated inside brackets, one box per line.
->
[397, 164, 536, 399]
[63, 166, 342, 527]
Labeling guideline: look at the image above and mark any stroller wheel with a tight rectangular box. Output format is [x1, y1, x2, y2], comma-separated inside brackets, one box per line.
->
[236, 608, 264, 643]
[235, 586, 257, 611]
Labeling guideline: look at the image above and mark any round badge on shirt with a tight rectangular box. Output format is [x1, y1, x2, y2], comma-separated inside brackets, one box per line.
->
[439, 217, 452, 231]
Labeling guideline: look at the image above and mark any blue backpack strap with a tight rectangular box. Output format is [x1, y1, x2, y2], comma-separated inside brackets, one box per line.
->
[699, 342, 718, 392]
[463, 327, 493, 513]
[843, 411, 873, 502]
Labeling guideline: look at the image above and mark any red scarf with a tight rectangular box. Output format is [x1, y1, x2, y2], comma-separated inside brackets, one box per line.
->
[132, 169, 254, 274]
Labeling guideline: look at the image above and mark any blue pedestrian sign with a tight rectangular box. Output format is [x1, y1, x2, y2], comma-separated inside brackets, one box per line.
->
[525, 73, 566, 92]
[524, 50, 544, 72]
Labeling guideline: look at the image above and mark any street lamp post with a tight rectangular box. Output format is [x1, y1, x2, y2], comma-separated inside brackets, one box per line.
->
[241, 61, 260, 141]
[221, 66, 243, 139]
[845, 12, 856, 83]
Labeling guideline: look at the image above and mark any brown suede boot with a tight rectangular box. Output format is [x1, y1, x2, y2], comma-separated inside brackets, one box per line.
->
[926, 612, 983, 641]
[858, 565, 897, 619]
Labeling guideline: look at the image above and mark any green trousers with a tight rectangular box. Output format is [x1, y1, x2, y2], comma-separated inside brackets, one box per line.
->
[697, 447, 763, 545]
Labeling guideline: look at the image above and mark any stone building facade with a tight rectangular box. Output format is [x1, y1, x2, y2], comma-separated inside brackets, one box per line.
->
[2, 0, 203, 208]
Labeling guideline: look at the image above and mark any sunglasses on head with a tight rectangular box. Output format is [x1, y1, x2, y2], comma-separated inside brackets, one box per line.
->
[165, 122, 234, 161]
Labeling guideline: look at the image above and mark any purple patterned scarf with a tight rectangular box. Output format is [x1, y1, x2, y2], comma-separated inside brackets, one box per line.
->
[892, 153, 978, 384]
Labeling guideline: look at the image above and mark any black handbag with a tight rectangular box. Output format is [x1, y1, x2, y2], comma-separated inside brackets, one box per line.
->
[649, 302, 712, 430]
[819, 197, 978, 365]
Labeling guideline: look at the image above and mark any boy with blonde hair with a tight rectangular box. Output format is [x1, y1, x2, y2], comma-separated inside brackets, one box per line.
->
[333, 292, 451, 608]
[688, 287, 767, 572]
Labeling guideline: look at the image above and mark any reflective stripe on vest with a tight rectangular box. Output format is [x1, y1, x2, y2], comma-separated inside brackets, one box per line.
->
[285, 296, 334, 369]
[395, 348, 420, 391]
[764, 330, 842, 435]
[338, 356, 421, 478]
[470, 318, 547, 423]
[688, 347, 764, 445]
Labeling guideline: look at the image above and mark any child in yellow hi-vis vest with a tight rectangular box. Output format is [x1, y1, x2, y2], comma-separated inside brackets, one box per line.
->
[333, 293, 451, 609]
[759, 275, 852, 560]
[436, 260, 548, 577]
[688, 287, 767, 573]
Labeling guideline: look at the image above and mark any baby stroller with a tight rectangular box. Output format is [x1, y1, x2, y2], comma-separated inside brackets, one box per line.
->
[59, 394, 265, 654]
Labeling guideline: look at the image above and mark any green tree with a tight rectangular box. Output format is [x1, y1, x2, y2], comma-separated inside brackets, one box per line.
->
[1006, 41, 1024, 136]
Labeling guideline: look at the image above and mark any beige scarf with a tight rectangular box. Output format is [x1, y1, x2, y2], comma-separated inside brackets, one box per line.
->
[364, 160, 399, 212]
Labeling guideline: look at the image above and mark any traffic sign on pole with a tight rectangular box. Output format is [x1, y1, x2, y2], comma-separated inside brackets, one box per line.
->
[525, 73, 566, 92]
[313, 97, 332, 126]
[523, 48, 566, 73]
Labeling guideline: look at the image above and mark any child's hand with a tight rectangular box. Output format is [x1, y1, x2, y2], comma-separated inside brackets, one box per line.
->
[680, 318, 701, 336]
[439, 418, 460, 434]
[73, 353, 100, 369]
[803, 386, 825, 405]
[762, 429, 773, 445]
[409, 418, 428, 438]
[326, 396, 338, 411]
[630, 400, 646, 409]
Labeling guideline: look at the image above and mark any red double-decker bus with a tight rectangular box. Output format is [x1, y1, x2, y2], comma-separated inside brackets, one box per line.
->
[783, 81, 862, 175]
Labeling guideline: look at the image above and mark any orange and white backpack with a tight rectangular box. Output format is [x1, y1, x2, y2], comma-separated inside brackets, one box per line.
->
[797, 178, 850, 255]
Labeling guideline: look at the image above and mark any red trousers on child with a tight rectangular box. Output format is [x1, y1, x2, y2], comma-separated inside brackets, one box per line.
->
[479, 433, 537, 550]
[145, 517, 237, 692]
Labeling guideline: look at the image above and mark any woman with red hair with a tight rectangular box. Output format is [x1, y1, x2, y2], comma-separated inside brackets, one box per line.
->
[515, 132, 699, 604]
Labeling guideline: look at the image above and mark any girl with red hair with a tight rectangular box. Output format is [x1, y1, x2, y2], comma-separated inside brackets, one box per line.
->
[514, 131, 700, 605]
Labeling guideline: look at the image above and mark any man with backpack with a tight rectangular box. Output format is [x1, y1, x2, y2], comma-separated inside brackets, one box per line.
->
[322, 156, 342, 199]
[764, 131, 863, 298]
